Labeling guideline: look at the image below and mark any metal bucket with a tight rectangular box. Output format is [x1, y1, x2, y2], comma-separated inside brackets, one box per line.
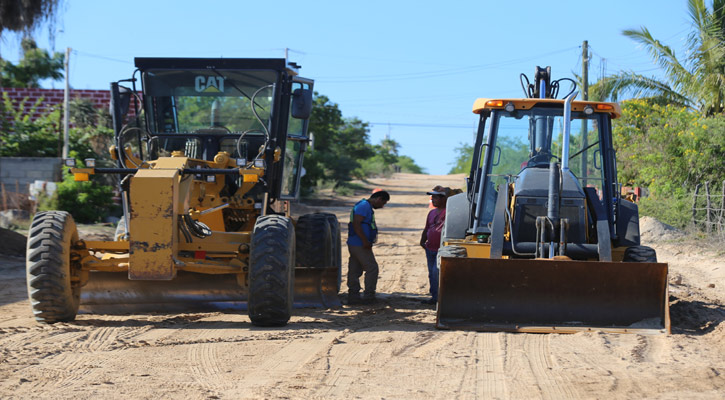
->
[437, 257, 669, 334]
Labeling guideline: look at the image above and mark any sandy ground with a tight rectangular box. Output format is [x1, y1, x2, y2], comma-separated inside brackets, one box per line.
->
[1, 173, 724, 399]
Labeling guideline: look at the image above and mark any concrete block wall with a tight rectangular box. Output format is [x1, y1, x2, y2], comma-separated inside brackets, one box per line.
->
[0, 157, 62, 194]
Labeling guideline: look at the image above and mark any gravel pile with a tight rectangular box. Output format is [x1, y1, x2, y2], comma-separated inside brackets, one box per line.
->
[640, 216, 685, 243]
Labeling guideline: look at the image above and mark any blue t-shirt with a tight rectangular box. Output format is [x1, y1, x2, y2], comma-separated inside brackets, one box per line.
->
[347, 199, 377, 246]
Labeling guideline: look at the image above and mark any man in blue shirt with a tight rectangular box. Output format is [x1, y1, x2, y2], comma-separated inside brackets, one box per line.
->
[347, 190, 390, 305]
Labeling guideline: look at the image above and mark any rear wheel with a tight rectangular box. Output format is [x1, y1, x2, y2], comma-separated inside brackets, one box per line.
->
[248, 215, 295, 327]
[315, 212, 342, 291]
[295, 213, 332, 269]
[623, 245, 658, 262]
[26, 211, 81, 323]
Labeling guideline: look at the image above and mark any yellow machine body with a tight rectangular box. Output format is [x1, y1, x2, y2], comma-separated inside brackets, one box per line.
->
[435, 68, 669, 334]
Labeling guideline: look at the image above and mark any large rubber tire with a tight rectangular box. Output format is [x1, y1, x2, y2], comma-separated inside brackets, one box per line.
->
[623, 245, 658, 262]
[316, 212, 342, 292]
[26, 211, 81, 324]
[248, 215, 295, 327]
[295, 213, 332, 269]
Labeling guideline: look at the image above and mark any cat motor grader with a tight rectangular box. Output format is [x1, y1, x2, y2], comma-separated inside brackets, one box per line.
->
[437, 67, 670, 334]
[26, 57, 341, 326]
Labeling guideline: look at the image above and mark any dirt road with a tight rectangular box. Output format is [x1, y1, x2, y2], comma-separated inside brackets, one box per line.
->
[1, 173, 724, 399]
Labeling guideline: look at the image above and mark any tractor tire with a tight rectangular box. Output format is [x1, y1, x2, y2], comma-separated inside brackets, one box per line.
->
[295, 213, 332, 269]
[437, 245, 468, 268]
[316, 212, 342, 291]
[248, 215, 295, 327]
[26, 211, 81, 324]
[623, 245, 658, 263]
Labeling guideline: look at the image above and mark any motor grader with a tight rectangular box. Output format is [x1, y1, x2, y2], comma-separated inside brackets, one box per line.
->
[438, 67, 670, 334]
[26, 58, 341, 327]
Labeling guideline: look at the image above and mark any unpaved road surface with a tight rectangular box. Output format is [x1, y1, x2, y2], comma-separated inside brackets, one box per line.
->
[1, 173, 724, 399]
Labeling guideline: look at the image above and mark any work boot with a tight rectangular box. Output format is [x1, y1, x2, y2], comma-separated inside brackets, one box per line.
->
[347, 292, 362, 305]
[421, 298, 437, 305]
[361, 292, 377, 304]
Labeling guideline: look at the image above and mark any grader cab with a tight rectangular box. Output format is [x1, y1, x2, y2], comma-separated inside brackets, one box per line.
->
[26, 58, 341, 327]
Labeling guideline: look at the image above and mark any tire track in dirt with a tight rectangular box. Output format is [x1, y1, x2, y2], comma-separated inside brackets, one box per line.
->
[187, 329, 230, 394]
[478, 333, 509, 399]
[505, 334, 581, 399]
[313, 331, 389, 398]
[0, 325, 116, 392]
[231, 331, 341, 398]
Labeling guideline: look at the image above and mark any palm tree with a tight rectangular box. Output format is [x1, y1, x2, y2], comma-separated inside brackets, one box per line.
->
[0, 0, 62, 54]
[591, 0, 725, 115]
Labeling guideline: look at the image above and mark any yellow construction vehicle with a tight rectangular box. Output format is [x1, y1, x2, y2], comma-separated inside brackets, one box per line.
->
[437, 67, 669, 334]
[26, 58, 341, 326]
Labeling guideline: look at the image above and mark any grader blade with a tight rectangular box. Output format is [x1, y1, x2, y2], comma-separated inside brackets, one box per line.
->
[437, 257, 670, 334]
[293, 267, 341, 308]
[79, 267, 340, 314]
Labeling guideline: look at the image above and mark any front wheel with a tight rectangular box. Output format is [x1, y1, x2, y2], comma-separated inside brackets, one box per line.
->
[26, 211, 81, 323]
[248, 215, 295, 327]
[623, 246, 658, 262]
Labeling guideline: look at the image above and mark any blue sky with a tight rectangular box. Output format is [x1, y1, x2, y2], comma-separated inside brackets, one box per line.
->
[1, 0, 692, 175]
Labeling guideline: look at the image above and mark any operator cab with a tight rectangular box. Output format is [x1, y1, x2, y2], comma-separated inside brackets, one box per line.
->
[114, 58, 313, 200]
[469, 98, 620, 241]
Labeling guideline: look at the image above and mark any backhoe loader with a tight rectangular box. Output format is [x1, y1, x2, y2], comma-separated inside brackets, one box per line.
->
[26, 58, 341, 327]
[438, 67, 669, 334]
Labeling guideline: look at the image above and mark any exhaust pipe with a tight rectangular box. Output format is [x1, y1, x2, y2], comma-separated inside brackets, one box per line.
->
[561, 91, 578, 172]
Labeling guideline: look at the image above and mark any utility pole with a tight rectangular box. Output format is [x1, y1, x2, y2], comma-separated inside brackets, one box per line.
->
[581, 40, 589, 187]
[62, 47, 71, 159]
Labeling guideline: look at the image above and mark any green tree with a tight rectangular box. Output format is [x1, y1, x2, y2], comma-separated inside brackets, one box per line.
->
[449, 143, 474, 174]
[302, 93, 424, 193]
[614, 99, 725, 194]
[396, 155, 424, 174]
[358, 137, 424, 177]
[0, 38, 64, 87]
[612, 99, 725, 227]
[302, 94, 374, 191]
[591, 0, 725, 115]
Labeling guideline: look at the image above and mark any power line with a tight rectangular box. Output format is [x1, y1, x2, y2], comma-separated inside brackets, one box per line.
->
[73, 50, 133, 64]
[368, 122, 472, 129]
[316, 46, 579, 83]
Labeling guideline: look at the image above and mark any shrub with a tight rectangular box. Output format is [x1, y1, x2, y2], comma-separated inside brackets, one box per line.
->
[37, 162, 115, 223]
[638, 189, 691, 229]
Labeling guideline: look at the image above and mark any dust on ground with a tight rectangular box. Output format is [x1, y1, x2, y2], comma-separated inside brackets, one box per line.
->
[1, 173, 724, 399]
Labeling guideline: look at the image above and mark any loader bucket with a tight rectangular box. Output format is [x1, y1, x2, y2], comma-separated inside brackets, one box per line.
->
[437, 257, 669, 334]
[79, 267, 340, 314]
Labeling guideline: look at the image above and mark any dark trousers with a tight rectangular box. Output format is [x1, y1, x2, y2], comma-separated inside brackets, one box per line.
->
[425, 248, 439, 301]
[347, 245, 379, 296]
